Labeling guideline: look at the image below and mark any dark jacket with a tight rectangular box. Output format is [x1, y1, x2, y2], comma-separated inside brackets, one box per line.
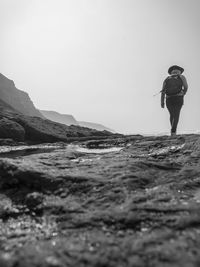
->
[161, 74, 188, 108]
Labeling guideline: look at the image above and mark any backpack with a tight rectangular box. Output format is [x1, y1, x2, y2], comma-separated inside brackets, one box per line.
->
[164, 75, 183, 96]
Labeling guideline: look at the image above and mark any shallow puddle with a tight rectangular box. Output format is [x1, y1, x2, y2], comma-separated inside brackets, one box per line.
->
[0, 145, 60, 158]
[0, 144, 124, 159]
[74, 146, 124, 154]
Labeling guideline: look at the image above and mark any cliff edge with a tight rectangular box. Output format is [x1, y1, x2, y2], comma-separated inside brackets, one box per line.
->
[0, 73, 44, 118]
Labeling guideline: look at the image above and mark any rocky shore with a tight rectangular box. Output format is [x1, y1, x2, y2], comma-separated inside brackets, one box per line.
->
[0, 134, 200, 267]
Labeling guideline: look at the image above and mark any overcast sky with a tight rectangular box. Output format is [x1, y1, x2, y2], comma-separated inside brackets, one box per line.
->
[1, 0, 200, 134]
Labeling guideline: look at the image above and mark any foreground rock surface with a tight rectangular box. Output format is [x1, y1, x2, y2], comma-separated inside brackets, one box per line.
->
[0, 134, 200, 266]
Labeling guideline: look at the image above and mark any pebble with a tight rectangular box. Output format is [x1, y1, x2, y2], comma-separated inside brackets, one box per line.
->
[45, 256, 61, 267]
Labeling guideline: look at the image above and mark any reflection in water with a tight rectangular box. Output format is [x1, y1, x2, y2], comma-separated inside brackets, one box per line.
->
[0, 145, 60, 158]
[0, 144, 124, 159]
[75, 146, 124, 154]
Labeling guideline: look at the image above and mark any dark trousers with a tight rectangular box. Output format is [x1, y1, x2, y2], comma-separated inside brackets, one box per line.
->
[166, 96, 183, 133]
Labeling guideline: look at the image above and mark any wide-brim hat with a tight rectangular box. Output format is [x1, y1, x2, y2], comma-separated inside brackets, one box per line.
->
[168, 65, 184, 74]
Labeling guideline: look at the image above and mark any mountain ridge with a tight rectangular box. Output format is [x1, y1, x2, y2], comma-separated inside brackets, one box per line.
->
[0, 73, 118, 142]
[0, 73, 44, 118]
[40, 109, 115, 132]
[40, 110, 78, 126]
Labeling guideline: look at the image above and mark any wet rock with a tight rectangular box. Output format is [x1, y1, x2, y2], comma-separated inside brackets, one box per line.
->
[0, 253, 14, 267]
[45, 256, 61, 267]
[0, 134, 199, 266]
[0, 138, 24, 146]
[0, 158, 64, 191]
[25, 192, 44, 209]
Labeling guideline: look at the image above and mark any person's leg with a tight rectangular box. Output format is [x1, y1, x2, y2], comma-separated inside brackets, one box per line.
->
[166, 100, 175, 133]
[169, 111, 173, 126]
[171, 104, 182, 133]
[170, 97, 184, 134]
[166, 97, 183, 135]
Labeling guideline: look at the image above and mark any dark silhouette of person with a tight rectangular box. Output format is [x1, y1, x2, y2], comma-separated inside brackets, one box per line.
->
[161, 65, 188, 136]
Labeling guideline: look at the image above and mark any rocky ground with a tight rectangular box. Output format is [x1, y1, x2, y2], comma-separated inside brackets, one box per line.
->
[0, 134, 200, 267]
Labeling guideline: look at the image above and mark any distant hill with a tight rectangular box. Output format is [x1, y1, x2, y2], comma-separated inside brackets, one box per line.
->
[0, 73, 44, 118]
[40, 110, 115, 133]
[78, 121, 115, 133]
[40, 110, 78, 126]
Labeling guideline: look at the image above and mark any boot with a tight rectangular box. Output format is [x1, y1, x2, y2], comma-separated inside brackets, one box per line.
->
[171, 132, 176, 137]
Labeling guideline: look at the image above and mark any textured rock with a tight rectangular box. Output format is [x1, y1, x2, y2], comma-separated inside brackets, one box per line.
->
[0, 134, 199, 266]
[0, 138, 23, 146]
[25, 192, 44, 208]
[0, 117, 25, 141]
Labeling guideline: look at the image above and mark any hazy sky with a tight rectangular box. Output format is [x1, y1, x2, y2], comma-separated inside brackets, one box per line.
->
[1, 0, 200, 134]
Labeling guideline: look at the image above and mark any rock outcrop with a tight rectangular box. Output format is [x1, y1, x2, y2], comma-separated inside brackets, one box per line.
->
[0, 117, 25, 141]
[0, 98, 116, 143]
[0, 73, 43, 118]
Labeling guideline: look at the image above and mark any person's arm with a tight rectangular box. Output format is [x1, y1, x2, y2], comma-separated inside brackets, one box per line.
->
[161, 79, 166, 108]
[180, 74, 188, 95]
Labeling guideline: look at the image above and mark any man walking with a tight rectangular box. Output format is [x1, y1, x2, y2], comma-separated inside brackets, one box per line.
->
[161, 65, 188, 136]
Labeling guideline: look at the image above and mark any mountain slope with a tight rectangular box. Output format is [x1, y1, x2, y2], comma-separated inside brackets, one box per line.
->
[78, 121, 115, 133]
[0, 73, 117, 142]
[40, 110, 115, 132]
[40, 110, 78, 126]
[0, 73, 44, 118]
